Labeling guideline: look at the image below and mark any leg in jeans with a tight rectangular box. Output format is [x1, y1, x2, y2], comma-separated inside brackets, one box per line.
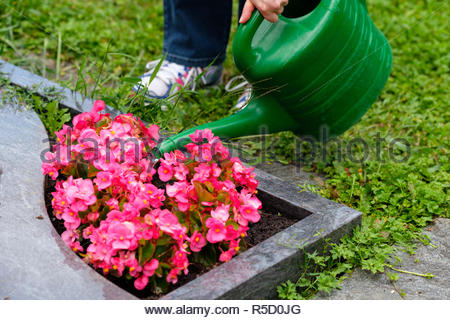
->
[164, 0, 245, 67]
[134, 0, 246, 98]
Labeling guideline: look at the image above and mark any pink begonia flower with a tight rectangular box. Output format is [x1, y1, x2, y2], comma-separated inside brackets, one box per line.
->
[123, 140, 144, 164]
[138, 118, 159, 141]
[193, 163, 211, 181]
[184, 142, 198, 157]
[189, 231, 207, 252]
[237, 225, 249, 237]
[174, 149, 187, 162]
[94, 171, 113, 190]
[65, 178, 97, 206]
[54, 144, 71, 166]
[110, 256, 126, 276]
[70, 200, 89, 213]
[158, 162, 173, 182]
[166, 268, 179, 284]
[189, 129, 214, 143]
[110, 121, 132, 138]
[219, 240, 240, 262]
[88, 243, 112, 261]
[172, 227, 188, 243]
[224, 224, 240, 241]
[172, 250, 189, 269]
[141, 224, 157, 240]
[211, 204, 230, 223]
[62, 210, 79, 224]
[219, 249, 234, 262]
[125, 257, 142, 277]
[142, 184, 165, 208]
[166, 182, 191, 212]
[173, 163, 189, 181]
[155, 209, 182, 235]
[41, 162, 59, 180]
[199, 143, 212, 162]
[211, 140, 229, 160]
[230, 239, 241, 253]
[86, 211, 99, 223]
[54, 125, 68, 145]
[108, 221, 136, 250]
[71, 241, 84, 252]
[161, 152, 179, 166]
[92, 100, 105, 115]
[72, 113, 91, 132]
[106, 198, 119, 210]
[205, 218, 226, 243]
[134, 275, 149, 290]
[64, 221, 81, 233]
[239, 204, 261, 223]
[129, 193, 150, 211]
[61, 230, 77, 246]
[143, 259, 159, 277]
[210, 162, 222, 177]
[106, 209, 124, 222]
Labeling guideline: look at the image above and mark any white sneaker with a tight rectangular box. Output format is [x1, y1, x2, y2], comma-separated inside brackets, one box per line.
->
[132, 58, 223, 99]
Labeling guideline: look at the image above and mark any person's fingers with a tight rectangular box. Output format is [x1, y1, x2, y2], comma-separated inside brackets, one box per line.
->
[261, 11, 279, 23]
[276, 5, 284, 15]
[239, 1, 256, 24]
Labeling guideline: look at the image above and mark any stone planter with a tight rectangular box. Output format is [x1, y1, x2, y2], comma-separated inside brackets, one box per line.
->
[0, 60, 362, 299]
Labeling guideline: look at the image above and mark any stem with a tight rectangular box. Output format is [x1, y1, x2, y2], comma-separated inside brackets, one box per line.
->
[42, 38, 47, 78]
[56, 31, 62, 81]
[388, 276, 406, 299]
[385, 264, 435, 278]
[348, 175, 356, 206]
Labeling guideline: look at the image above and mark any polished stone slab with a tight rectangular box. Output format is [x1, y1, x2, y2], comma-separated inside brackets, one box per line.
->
[0, 98, 135, 299]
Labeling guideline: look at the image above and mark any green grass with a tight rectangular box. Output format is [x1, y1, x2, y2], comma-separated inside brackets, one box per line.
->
[1, 0, 448, 299]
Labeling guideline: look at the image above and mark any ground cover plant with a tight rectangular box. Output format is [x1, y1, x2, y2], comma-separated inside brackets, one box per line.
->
[1, 0, 448, 299]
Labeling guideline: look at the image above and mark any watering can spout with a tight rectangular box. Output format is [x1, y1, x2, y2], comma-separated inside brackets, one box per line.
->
[157, 95, 297, 155]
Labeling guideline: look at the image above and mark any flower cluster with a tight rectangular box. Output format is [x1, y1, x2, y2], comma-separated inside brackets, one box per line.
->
[42, 101, 261, 292]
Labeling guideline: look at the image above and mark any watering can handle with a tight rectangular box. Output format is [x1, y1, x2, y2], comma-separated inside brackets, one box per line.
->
[232, 10, 264, 72]
[235, 10, 264, 46]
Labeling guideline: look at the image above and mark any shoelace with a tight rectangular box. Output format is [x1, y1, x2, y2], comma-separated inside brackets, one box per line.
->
[145, 59, 204, 91]
[225, 75, 252, 110]
[224, 75, 249, 92]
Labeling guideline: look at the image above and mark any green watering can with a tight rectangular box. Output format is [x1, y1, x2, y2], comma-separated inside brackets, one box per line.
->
[159, 0, 392, 153]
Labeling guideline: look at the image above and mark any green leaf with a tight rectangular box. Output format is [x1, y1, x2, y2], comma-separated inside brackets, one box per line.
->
[189, 210, 202, 229]
[191, 243, 217, 267]
[193, 181, 215, 202]
[119, 76, 141, 84]
[139, 241, 155, 264]
[386, 272, 399, 282]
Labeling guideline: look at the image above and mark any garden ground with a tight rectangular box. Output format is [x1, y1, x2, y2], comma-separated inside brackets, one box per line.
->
[0, 0, 448, 298]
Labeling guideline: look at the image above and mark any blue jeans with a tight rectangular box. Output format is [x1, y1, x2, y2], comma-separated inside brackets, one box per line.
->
[163, 0, 246, 67]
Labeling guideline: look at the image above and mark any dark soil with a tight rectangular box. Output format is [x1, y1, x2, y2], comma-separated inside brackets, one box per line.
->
[44, 174, 299, 300]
